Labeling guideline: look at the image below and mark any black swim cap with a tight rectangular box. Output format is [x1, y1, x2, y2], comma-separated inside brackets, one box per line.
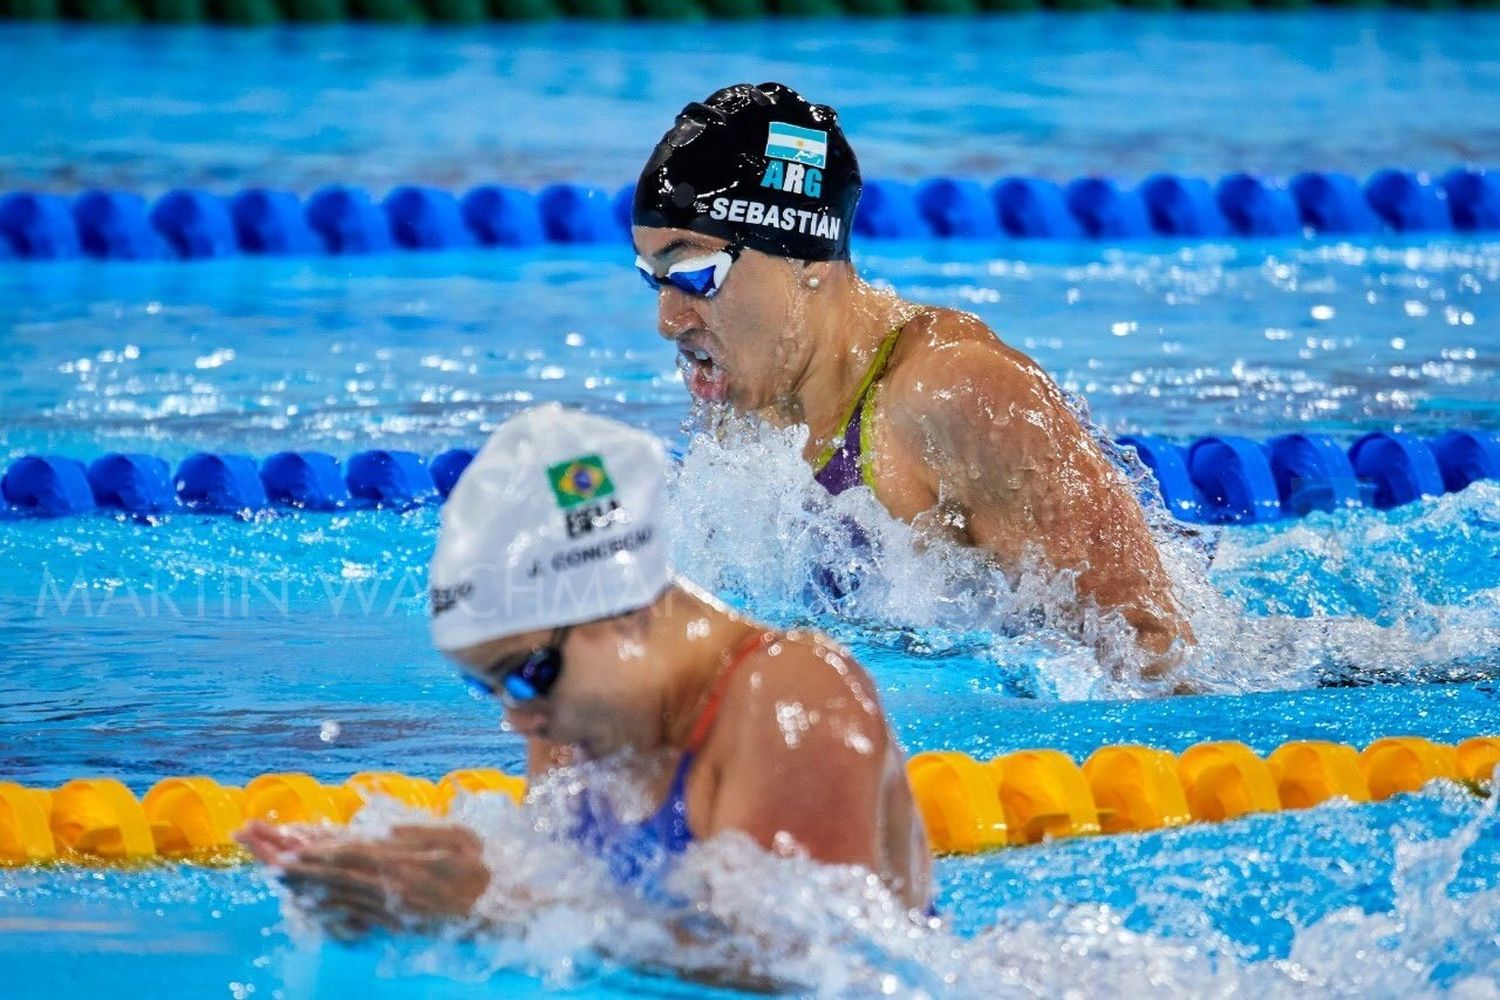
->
[633, 82, 860, 262]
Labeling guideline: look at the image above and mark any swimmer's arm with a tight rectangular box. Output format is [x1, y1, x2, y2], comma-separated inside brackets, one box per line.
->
[237, 821, 502, 937]
[887, 342, 1191, 667]
[243, 821, 789, 991]
[239, 818, 603, 941]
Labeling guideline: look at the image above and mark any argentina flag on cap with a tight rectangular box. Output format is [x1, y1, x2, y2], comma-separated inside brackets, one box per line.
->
[765, 121, 828, 168]
[634, 83, 860, 261]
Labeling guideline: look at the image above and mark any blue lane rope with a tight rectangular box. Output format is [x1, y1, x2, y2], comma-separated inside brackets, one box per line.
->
[1, 168, 1497, 261]
[3, 431, 1497, 523]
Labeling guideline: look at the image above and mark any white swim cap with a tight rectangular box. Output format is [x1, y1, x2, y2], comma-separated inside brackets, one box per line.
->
[428, 404, 672, 653]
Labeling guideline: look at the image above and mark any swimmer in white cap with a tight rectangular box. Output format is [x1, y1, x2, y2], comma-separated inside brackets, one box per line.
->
[238, 404, 932, 939]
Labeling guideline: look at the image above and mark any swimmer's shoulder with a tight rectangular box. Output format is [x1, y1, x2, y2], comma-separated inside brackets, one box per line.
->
[893, 305, 1025, 357]
[694, 632, 897, 864]
[881, 307, 1055, 430]
[708, 630, 888, 762]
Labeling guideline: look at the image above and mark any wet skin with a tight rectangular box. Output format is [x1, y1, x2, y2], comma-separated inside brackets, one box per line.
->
[635, 227, 1192, 667]
[238, 582, 932, 932]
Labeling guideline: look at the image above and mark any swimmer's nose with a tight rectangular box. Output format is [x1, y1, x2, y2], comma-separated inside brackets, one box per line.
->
[504, 704, 551, 739]
[656, 287, 701, 340]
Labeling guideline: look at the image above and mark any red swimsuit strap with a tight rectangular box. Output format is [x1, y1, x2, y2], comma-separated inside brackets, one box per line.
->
[685, 629, 778, 754]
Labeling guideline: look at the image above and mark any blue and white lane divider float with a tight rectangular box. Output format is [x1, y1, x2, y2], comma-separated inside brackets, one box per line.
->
[1, 167, 1498, 261]
[0, 448, 475, 519]
[3, 430, 1497, 524]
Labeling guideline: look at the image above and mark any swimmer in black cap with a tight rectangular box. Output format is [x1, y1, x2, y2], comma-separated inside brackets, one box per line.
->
[633, 83, 1192, 674]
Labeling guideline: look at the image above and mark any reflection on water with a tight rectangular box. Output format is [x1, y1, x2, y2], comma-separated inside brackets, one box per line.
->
[2, 238, 1496, 462]
[4, 14, 1499, 996]
[3, 774, 1493, 997]
[4, 16, 1500, 190]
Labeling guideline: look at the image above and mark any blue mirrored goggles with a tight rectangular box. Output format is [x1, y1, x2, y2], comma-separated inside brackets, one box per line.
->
[635, 243, 742, 299]
[462, 629, 568, 706]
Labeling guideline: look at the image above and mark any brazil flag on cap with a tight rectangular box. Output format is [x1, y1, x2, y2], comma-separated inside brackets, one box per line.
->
[547, 454, 615, 510]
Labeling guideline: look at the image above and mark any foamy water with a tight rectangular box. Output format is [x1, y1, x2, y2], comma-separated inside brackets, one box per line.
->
[663, 419, 1500, 701]
[3, 349, 1497, 996]
[232, 763, 1499, 998]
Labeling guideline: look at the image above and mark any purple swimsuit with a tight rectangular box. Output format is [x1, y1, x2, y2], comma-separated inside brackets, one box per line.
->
[812, 398, 868, 495]
[811, 324, 906, 496]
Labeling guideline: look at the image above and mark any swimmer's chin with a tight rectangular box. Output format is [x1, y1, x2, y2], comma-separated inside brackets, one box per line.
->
[549, 735, 596, 762]
[690, 389, 731, 408]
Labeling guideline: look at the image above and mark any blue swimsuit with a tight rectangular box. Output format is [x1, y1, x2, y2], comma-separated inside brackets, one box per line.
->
[570, 631, 774, 899]
[572, 750, 696, 898]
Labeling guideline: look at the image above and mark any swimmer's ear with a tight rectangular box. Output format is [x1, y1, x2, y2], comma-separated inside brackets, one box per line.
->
[800, 259, 835, 291]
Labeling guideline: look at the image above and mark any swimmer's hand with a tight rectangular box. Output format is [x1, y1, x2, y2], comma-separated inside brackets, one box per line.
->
[236, 821, 491, 940]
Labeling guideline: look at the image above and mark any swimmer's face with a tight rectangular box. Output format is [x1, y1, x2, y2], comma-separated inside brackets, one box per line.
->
[450, 618, 658, 759]
[633, 226, 817, 413]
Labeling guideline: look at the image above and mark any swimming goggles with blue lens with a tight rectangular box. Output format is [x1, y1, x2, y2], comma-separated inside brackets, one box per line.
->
[463, 628, 569, 706]
[635, 242, 742, 299]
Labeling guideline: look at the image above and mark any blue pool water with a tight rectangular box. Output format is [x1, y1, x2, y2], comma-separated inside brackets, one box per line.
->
[4, 15, 1500, 192]
[3, 237, 1496, 456]
[2, 16, 1499, 998]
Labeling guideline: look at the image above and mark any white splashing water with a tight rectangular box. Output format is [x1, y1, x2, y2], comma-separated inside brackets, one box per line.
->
[268, 769, 1499, 997]
[246, 412, 1499, 994]
[660, 419, 1500, 699]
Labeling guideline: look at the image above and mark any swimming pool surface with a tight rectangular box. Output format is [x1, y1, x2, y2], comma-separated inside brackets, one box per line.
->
[4, 14, 1500, 191]
[2, 15, 1499, 998]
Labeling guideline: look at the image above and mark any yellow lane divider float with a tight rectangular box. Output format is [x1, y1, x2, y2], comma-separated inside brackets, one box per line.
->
[1, 738, 1495, 865]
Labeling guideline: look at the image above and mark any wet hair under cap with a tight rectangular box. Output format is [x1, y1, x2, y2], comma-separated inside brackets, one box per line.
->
[633, 82, 861, 262]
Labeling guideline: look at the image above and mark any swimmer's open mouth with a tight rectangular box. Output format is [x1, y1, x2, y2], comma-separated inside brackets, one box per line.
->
[677, 339, 729, 403]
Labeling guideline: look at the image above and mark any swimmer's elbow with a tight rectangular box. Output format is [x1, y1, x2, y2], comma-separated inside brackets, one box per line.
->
[1130, 597, 1193, 649]
[1124, 603, 1195, 683]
